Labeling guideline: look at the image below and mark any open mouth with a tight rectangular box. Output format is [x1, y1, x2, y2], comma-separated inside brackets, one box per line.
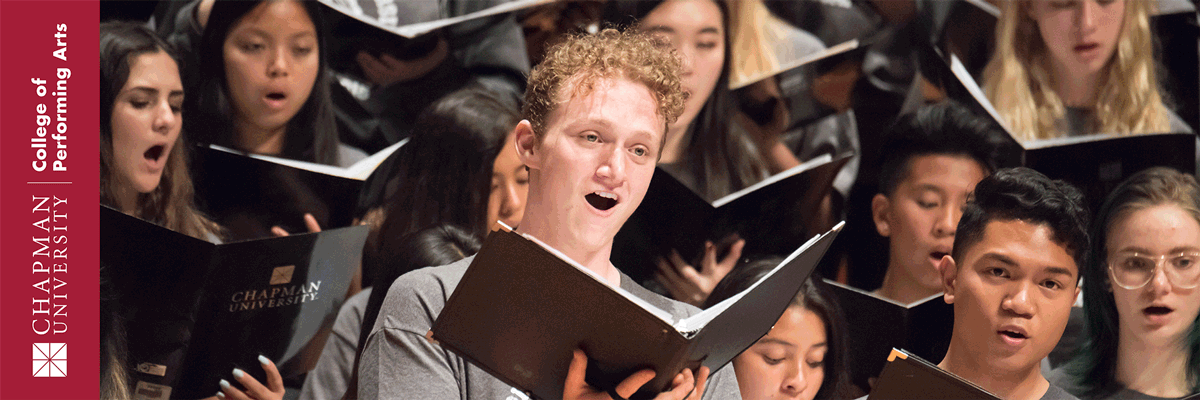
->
[930, 251, 949, 261]
[266, 92, 286, 101]
[1144, 306, 1174, 316]
[999, 329, 1027, 340]
[585, 192, 618, 211]
[144, 145, 165, 162]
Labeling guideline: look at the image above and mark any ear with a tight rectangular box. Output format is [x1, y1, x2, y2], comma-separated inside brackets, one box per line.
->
[514, 120, 540, 170]
[871, 193, 892, 237]
[938, 255, 958, 304]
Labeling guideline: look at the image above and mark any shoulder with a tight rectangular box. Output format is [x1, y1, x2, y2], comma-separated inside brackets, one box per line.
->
[1046, 367, 1084, 396]
[1165, 109, 1194, 134]
[372, 256, 473, 335]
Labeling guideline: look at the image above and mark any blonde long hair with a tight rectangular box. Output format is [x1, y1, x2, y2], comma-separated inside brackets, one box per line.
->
[982, 0, 1169, 140]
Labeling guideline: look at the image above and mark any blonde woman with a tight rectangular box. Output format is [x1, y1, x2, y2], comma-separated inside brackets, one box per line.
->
[982, 0, 1188, 140]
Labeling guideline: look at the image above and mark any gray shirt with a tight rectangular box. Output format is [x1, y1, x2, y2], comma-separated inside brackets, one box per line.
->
[358, 256, 742, 400]
[298, 288, 371, 400]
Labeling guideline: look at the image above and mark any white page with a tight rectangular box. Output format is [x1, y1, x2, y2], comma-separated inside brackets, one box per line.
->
[209, 140, 405, 181]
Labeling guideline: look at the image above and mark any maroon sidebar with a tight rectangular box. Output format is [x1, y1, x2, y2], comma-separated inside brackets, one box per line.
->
[0, 1, 100, 399]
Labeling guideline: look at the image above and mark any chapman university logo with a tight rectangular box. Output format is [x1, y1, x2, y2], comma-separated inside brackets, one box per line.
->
[32, 343, 66, 377]
[271, 265, 295, 285]
[227, 266, 323, 312]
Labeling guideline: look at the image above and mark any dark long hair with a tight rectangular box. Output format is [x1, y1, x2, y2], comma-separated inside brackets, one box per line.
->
[186, 0, 341, 165]
[363, 86, 518, 284]
[603, 0, 768, 201]
[1064, 167, 1200, 397]
[705, 257, 852, 400]
[100, 21, 218, 240]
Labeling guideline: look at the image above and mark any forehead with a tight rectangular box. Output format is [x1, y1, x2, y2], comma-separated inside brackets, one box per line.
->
[230, 1, 315, 35]
[641, 0, 724, 33]
[900, 154, 987, 189]
[1108, 204, 1200, 252]
[543, 74, 665, 140]
[965, 219, 1078, 276]
[124, 51, 182, 91]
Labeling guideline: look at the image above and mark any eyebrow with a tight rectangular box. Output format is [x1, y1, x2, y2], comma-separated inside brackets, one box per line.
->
[757, 338, 796, 347]
[911, 183, 946, 194]
[1115, 246, 1200, 254]
[124, 86, 184, 97]
[978, 253, 1018, 266]
[643, 25, 675, 35]
[642, 25, 721, 35]
[237, 27, 316, 41]
[1042, 266, 1075, 279]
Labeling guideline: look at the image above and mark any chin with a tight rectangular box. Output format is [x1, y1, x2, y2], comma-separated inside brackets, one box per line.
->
[132, 177, 163, 194]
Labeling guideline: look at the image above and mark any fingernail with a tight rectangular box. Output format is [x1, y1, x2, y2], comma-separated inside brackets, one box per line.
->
[216, 392, 226, 399]
[232, 368, 245, 379]
[219, 379, 231, 390]
[259, 355, 270, 365]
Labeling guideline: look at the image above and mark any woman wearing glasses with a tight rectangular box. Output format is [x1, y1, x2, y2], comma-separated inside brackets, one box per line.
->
[1051, 167, 1200, 399]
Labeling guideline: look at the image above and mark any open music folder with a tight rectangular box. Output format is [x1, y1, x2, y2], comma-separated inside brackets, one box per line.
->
[100, 206, 368, 400]
[433, 222, 843, 400]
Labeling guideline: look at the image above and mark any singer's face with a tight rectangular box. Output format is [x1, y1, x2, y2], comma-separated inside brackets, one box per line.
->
[222, 0, 319, 138]
[943, 220, 1079, 375]
[110, 51, 184, 194]
[732, 306, 827, 400]
[521, 75, 665, 253]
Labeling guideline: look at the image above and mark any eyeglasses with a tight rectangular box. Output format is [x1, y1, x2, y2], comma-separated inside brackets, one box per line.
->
[1107, 252, 1200, 290]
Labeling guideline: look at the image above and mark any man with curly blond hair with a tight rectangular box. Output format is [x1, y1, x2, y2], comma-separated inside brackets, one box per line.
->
[357, 28, 741, 400]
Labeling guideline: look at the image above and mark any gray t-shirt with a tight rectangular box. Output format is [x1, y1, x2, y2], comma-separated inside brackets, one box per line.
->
[298, 287, 371, 400]
[358, 256, 742, 400]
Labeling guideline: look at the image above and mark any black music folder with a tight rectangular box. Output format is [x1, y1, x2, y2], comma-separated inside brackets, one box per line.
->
[730, 39, 868, 129]
[612, 153, 851, 282]
[823, 280, 954, 391]
[934, 51, 1197, 211]
[192, 141, 403, 240]
[100, 206, 368, 400]
[432, 222, 843, 400]
[868, 349, 1001, 400]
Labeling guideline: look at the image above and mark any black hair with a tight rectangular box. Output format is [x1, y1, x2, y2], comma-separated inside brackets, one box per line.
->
[877, 100, 1008, 196]
[952, 167, 1090, 269]
[362, 86, 518, 285]
[704, 258, 852, 400]
[186, 0, 341, 165]
[1064, 167, 1200, 397]
[602, 0, 767, 201]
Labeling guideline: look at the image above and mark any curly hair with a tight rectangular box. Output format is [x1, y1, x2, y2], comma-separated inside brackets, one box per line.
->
[983, 0, 1169, 140]
[953, 167, 1090, 267]
[523, 27, 685, 143]
[1064, 167, 1200, 397]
